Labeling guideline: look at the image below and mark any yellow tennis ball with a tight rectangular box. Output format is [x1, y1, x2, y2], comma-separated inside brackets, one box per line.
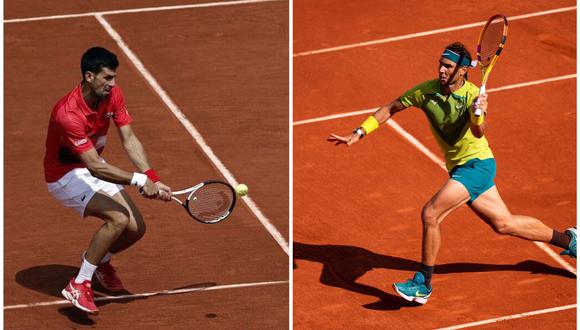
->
[235, 184, 248, 196]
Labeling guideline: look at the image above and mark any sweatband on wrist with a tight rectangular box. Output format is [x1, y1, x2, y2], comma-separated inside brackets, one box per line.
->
[470, 111, 485, 126]
[144, 169, 160, 182]
[360, 116, 379, 135]
[131, 173, 148, 187]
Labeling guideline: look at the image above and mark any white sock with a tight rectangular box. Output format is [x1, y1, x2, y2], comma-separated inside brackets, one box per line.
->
[74, 257, 98, 284]
[101, 252, 114, 264]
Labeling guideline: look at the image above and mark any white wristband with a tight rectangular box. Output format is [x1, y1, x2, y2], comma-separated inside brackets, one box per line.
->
[131, 173, 148, 187]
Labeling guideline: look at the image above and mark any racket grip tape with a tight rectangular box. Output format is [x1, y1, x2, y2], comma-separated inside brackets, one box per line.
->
[474, 85, 486, 117]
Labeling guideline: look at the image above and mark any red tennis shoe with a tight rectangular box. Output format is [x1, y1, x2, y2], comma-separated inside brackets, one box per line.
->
[61, 278, 99, 314]
[94, 261, 125, 292]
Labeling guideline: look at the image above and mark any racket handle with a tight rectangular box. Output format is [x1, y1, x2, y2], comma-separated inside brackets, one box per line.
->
[474, 85, 486, 117]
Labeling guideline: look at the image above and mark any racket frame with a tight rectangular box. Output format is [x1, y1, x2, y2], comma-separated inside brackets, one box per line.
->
[171, 180, 237, 224]
[475, 14, 508, 116]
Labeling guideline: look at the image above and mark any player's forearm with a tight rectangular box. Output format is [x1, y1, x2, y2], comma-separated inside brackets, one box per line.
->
[372, 105, 392, 125]
[86, 161, 136, 185]
[360, 105, 392, 135]
[122, 135, 153, 172]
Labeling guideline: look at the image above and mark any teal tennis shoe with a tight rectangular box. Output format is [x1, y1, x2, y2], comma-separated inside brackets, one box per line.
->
[392, 272, 432, 304]
[560, 227, 577, 259]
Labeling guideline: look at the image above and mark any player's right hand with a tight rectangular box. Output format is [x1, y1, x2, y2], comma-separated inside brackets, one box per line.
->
[328, 133, 360, 146]
[140, 179, 160, 199]
[155, 181, 172, 202]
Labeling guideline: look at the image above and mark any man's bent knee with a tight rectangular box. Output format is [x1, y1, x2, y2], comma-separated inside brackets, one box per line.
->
[492, 217, 516, 235]
[103, 210, 130, 232]
[421, 204, 439, 228]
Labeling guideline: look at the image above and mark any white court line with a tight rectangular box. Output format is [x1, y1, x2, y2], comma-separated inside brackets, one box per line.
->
[295, 73, 578, 276]
[294, 6, 576, 57]
[293, 73, 577, 126]
[387, 120, 446, 169]
[3, 0, 281, 24]
[4, 280, 288, 311]
[95, 14, 289, 255]
[436, 304, 577, 329]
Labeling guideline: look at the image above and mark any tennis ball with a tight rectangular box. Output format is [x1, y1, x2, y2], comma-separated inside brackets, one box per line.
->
[235, 184, 248, 196]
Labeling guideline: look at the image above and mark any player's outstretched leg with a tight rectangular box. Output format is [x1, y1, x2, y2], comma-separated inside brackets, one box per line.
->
[470, 187, 576, 262]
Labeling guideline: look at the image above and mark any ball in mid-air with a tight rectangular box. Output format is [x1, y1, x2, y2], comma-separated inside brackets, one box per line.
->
[235, 184, 248, 196]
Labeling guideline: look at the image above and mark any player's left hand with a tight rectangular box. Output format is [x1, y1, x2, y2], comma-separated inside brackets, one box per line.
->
[472, 93, 488, 116]
[328, 132, 361, 146]
[155, 181, 172, 202]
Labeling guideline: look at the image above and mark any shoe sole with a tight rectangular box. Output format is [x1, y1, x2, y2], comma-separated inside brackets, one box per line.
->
[392, 284, 430, 305]
[61, 288, 99, 315]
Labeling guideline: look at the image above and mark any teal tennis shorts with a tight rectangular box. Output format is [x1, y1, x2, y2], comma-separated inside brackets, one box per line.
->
[449, 158, 496, 204]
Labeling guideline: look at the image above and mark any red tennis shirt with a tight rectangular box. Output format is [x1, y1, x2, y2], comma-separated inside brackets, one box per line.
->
[44, 83, 132, 183]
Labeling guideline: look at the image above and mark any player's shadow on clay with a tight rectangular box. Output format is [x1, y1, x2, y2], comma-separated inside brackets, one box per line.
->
[15, 265, 216, 325]
[293, 241, 575, 311]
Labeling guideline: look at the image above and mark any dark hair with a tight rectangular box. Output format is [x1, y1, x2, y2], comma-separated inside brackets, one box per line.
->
[80, 47, 119, 79]
[445, 42, 473, 66]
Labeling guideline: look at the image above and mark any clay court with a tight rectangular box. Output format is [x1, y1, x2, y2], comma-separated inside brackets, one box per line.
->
[4, 0, 289, 328]
[293, 1, 577, 329]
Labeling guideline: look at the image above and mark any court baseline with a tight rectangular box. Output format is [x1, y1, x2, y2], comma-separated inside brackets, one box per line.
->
[4, 280, 289, 311]
[3, 0, 284, 23]
[436, 304, 577, 329]
[294, 5, 576, 57]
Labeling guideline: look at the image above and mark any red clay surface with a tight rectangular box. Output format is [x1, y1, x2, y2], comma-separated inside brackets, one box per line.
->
[293, 1, 576, 329]
[5, 1, 288, 328]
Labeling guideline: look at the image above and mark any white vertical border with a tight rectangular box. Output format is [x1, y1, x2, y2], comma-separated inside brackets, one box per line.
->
[0, 1, 5, 328]
[288, 0, 294, 328]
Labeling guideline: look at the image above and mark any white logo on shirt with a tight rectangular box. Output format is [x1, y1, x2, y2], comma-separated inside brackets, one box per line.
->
[73, 138, 88, 146]
[104, 112, 115, 118]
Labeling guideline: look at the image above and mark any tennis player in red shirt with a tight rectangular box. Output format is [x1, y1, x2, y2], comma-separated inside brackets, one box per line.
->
[44, 47, 172, 314]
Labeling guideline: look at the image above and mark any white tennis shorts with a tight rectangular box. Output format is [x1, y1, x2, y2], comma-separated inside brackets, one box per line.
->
[47, 168, 124, 217]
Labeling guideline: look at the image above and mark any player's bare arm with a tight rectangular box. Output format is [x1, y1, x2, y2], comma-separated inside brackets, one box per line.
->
[117, 125, 172, 201]
[329, 99, 407, 145]
[470, 93, 488, 138]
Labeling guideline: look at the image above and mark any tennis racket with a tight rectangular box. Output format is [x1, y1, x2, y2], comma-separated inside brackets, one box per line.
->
[474, 14, 508, 116]
[171, 180, 237, 224]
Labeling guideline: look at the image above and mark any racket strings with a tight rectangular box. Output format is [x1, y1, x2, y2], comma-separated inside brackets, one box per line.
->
[187, 184, 234, 222]
[479, 18, 506, 66]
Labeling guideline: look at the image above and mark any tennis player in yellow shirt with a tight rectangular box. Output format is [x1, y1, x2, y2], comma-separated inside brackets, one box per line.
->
[329, 42, 576, 304]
